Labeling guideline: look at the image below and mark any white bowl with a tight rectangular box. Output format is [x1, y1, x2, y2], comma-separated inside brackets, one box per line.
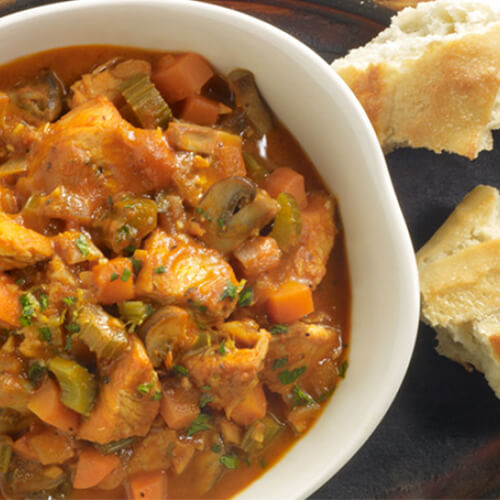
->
[0, 1, 420, 498]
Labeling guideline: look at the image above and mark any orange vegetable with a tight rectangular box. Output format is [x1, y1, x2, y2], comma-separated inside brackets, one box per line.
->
[265, 167, 307, 209]
[73, 447, 121, 489]
[129, 470, 167, 500]
[267, 281, 314, 324]
[230, 383, 267, 426]
[153, 53, 214, 103]
[29, 428, 74, 465]
[92, 257, 134, 305]
[160, 382, 200, 430]
[27, 378, 80, 434]
[179, 95, 219, 125]
[0, 273, 21, 328]
[12, 433, 38, 462]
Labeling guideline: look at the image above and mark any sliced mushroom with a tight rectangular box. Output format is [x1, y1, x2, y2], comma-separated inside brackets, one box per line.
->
[228, 69, 274, 136]
[139, 305, 197, 368]
[9, 69, 65, 125]
[197, 176, 279, 254]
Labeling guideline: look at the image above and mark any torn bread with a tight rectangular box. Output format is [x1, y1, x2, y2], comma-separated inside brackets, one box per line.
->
[417, 185, 500, 397]
[331, 0, 500, 160]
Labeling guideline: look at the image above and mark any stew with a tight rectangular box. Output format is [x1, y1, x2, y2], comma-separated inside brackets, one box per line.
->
[0, 45, 351, 499]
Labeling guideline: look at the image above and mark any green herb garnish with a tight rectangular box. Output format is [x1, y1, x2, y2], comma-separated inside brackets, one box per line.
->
[154, 266, 166, 274]
[173, 365, 189, 377]
[129, 256, 142, 274]
[291, 384, 315, 409]
[74, 235, 90, 257]
[137, 382, 154, 395]
[199, 393, 214, 408]
[278, 366, 306, 385]
[62, 296, 76, 306]
[270, 324, 288, 335]
[211, 443, 221, 453]
[152, 391, 162, 401]
[38, 326, 51, 342]
[220, 454, 239, 469]
[187, 414, 211, 436]
[121, 268, 132, 282]
[272, 357, 288, 371]
[196, 207, 212, 222]
[66, 323, 80, 333]
[28, 361, 47, 384]
[219, 282, 237, 301]
[338, 360, 348, 378]
[218, 339, 226, 356]
[110, 272, 119, 282]
[38, 293, 49, 311]
[237, 287, 253, 308]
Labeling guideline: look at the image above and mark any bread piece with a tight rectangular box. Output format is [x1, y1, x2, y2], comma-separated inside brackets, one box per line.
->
[332, 0, 500, 159]
[417, 185, 500, 397]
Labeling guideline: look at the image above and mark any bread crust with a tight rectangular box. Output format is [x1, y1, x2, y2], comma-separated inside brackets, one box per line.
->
[334, 10, 500, 159]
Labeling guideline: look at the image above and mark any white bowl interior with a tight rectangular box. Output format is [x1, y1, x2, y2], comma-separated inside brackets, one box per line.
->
[0, 1, 420, 498]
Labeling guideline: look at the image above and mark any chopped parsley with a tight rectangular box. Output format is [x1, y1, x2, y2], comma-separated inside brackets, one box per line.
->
[18, 316, 31, 327]
[278, 366, 306, 385]
[201, 384, 211, 391]
[154, 266, 166, 274]
[19, 293, 37, 326]
[152, 391, 163, 401]
[199, 392, 214, 409]
[187, 414, 211, 436]
[272, 357, 288, 371]
[74, 235, 90, 257]
[195, 207, 212, 222]
[211, 443, 221, 453]
[66, 323, 80, 333]
[291, 384, 315, 409]
[137, 382, 154, 395]
[28, 361, 47, 385]
[38, 326, 51, 342]
[217, 217, 226, 230]
[270, 324, 288, 335]
[124, 245, 136, 256]
[218, 339, 226, 356]
[173, 365, 189, 377]
[129, 256, 142, 274]
[121, 268, 132, 282]
[237, 287, 253, 308]
[38, 293, 49, 311]
[189, 299, 207, 313]
[110, 272, 119, 282]
[338, 360, 348, 378]
[219, 282, 237, 301]
[62, 296, 76, 306]
[65, 334, 73, 352]
[219, 454, 239, 469]
[259, 458, 268, 469]
[15, 278, 25, 287]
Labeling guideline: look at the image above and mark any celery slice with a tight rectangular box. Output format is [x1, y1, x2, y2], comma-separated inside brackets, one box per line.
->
[47, 357, 97, 416]
[270, 192, 302, 253]
[121, 73, 173, 129]
[0, 435, 12, 474]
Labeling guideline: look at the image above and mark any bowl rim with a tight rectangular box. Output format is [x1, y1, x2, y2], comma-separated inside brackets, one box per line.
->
[0, 1, 421, 498]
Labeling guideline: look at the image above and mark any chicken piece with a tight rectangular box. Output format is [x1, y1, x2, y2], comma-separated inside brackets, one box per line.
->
[52, 230, 103, 266]
[253, 192, 336, 303]
[0, 373, 33, 412]
[127, 428, 196, 477]
[0, 210, 53, 271]
[166, 122, 246, 206]
[69, 59, 152, 108]
[261, 322, 342, 402]
[0, 273, 22, 328]
[43, 256, 79, 315]
[77, 336, 160, 444]
[135, 229, 238, 319]
[183, 320, 270, 417]
[17, 97, 175, 221]
[233, 236, 281, 277]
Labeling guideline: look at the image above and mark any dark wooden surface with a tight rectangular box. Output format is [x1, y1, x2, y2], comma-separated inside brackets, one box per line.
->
[2, 1, 500, 498]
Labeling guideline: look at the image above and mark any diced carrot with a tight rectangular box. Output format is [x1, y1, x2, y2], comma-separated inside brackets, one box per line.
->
[12, 433, 38, 462]
[129, 470, 167, 500]
[73, 447, 121, 489]
[179, 95, 220, 125]
[267, 281, 314, 324]
[27, 378, 80, 434]
[0, 273, 21, 328]
[160, 383, 200, 431]
[230, 383, 267, 426]
[29, 428, 74, 465]
[265, 167, 307, 209]
[153, 53, 214, 103]
[92, 257, 134, 305]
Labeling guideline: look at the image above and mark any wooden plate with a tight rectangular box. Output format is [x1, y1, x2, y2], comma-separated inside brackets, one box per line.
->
[2, 1, 500, 498]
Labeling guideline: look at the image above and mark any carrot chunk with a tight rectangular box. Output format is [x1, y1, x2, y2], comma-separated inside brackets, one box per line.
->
[0, 274, 21, 328]
[92, 257, 134, 305]
[230, 383, 267, 426]
[267, 281, 314, 324]
[265, 167, 307, 209]
[73, 447, 121, 489]
[27, 378, 80, 434]
[153, 53, 214, 103]
[179, 95, 220, 125]
[129, 470, 167, 500]
[29, 428, 74, 465]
